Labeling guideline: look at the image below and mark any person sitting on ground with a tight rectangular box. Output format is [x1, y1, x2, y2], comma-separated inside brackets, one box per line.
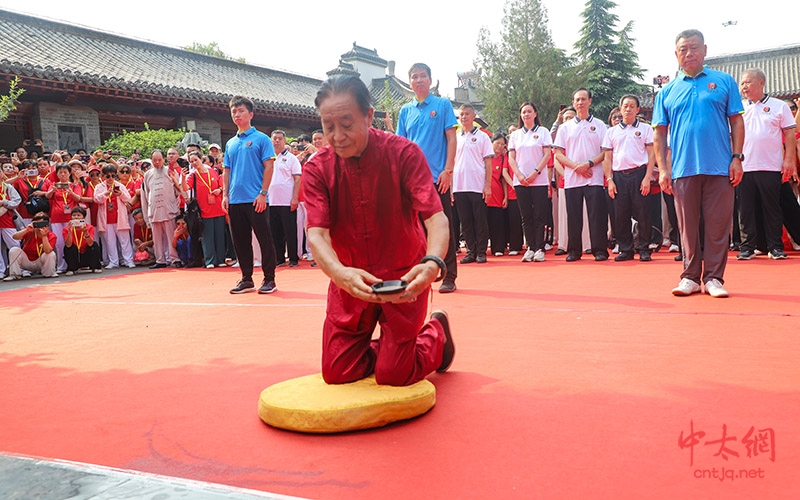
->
[131, 208, 155, 266]
[4, 212, 58, 281]
[62, 206, 101, 275]
[171, 213, 192, 268]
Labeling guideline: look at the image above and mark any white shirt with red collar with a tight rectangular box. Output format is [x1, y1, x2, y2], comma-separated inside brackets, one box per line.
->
[554, 115, 607, 188]
[453, 126, 494, 193]
[742, 95, 796, 172]
[601, 120, 653, 171]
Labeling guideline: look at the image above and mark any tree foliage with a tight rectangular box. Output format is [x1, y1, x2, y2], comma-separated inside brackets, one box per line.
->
[474, 0, 581, 132]
[0, 77, 25, 123]
[99, 124, 187, 157]
[183, 41, 246, 63]
[573, 0, 646, 118]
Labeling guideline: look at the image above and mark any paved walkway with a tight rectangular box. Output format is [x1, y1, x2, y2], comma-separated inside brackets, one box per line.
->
[0, 454, 305, 500]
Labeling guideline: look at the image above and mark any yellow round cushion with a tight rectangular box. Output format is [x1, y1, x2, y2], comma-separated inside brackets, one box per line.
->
[258, 374, 436, 433]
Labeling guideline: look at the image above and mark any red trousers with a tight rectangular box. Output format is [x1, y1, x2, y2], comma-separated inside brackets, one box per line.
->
[321, 283, 445, 386]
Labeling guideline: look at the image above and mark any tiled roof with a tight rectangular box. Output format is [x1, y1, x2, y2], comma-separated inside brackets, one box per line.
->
[706, 44, 800, 98]
[369, 76, 413, 108]
[340, 43, 387, 67]
[0, 9, 322, 117]
[326, 60, 360, 78]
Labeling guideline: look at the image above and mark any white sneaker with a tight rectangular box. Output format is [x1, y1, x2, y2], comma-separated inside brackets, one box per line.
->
[704, 278, 729, 298]
[493, 252, 503, 257]
[612, 244, 620, 254]
[126, 263, 136, 268]
[533, 249, 545, 262]
[662, 238, 671, 248]
[521, 249, 535, 262]
[648, 242, 659, 250]
[21, 270, 32, 278]
[206, 264, 215, 269]
[254, 260, 262, 267]
[3, 274, 20, 281]
[105, 264, 117, 270]
[508, 250, 519, 256]
[232, 262, 240, 268]
[217, 262, 227, 267]
[93, 268, 103, 273]
[669, 244, 679, 253]
[753, 249, 763, 255]
[65, 271, 74, 276]
[672, 278, 701, 296]
[544, 243, 553, 251]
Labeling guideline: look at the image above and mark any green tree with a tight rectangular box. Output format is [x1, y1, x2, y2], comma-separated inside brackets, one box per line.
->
[474, 0, 581, 132]
[0, 77, 25, 123]
[99, 124, 187, 157]
[573, 0, 646, 118]
[183, 41, 246, 63]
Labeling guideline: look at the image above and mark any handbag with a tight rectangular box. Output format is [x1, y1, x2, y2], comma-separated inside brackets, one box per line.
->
[24, 180, 50, 215]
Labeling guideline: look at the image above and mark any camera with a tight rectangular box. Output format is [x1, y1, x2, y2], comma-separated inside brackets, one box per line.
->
[33, 220, 49, 229]
[80, 155, 90, 162]
[296, 144, 306, 151]
[176, 157, 189, 169]
[70, 219, 86, 227]
[25, 169, 39, 177]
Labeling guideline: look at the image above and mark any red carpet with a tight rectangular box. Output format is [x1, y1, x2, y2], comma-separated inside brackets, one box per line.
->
[1, 251, 798, 499]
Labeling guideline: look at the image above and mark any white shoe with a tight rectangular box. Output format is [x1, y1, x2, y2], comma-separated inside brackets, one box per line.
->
[105, 264, 117, 270]
[493, 252, 503, 257]
[544, 243, 553, 251]
[669, 244, 679, 253]
[206, 264, 215, 269]
[612, 244, 620, 254]
[672, 278, 701, 296]
[93, 268, 103, 273]
[232, 262, 240, 268]
[126, 263, 136, 268]
[508, 250, 519, 256]
[254, 260, 262, 267]
[521, 249, 535, 262]
[65, 271, 74, 276]
[753, 249, 763, 255]
[662, 238, 671, 248]
[533, 249, 545, 262]
[3, 274, 20, 281]
[704, 278, 729, 298]
[21, 270, 32, 278]
[217, 262, 227, 267]
[648, 243, 659, 250]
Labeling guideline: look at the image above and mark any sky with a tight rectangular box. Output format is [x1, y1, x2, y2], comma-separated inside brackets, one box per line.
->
[1, 0, 796, 99]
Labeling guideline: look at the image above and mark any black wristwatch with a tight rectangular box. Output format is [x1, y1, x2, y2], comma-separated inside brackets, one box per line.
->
[732, 154, 745, 161]
[420, 255, 447, 282]
[588, 160, 595, 168]
[259, 189, 268, 196]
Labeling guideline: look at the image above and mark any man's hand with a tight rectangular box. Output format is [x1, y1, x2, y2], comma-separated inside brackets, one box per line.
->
[436, 170, 452, 194]
[483, 185, 492, 200]
[221, 195, 229, 213]
[574, 162, 593, 178]
[729, 158, 744, 186]
[782, 159, 798, 183]
[640, 177, 651, 196]
[253, 193, 267, 213]
[659, 170, 673, 195]
[606, 179, 617, 199]
[390, 261, 439, 303]
[332, 267, 384, 303]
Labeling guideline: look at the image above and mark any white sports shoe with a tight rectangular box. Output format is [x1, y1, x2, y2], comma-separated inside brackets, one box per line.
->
[508, 250, 519, 256]
[533, 249, 545, 262]
[672, 278, 701, 296]
[669, 244, 680, 253]
[704, 278, 729, 298]
[521, 249, 535, 262]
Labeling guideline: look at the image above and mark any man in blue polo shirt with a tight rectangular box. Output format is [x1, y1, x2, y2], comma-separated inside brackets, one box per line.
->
[654, 29, 745, 298]
[397, 63, 459, 293]
[222, 95, 278, 294]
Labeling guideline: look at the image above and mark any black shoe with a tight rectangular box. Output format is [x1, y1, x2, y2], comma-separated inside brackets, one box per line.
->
[276, 261, 287, 267]
[149, 263, 167, 269]
[639, 253, 652, 262]
[459, 254, 476, 264]
[554, 248, 567, 256]
[289, 261, 299, 267]
[230, 279, 255, 294]
[594, 253, 608, 262]
[475, 254, 487, 264]
[615, 252, 635, 262]
[737, 249, 756, 260]
[310, 262, 318, 267]
[258, 279, 277, 294]
[566, 253, 581, 262]
[674, 254, 683, 261]
[172, 261, 184, 268]
[432, 310, 455, 373]
[438, 279, 457, 293]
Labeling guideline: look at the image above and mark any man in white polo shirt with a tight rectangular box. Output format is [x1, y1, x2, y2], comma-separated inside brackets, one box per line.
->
[737, 68, 797, 261]
[453, 104, 493, 264]
[554, 88, 609, 262]
[603, 94, 656, 262]
[269, 130, 302, 267]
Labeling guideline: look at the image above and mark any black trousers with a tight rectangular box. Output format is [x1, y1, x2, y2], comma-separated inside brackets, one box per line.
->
[270, 205, 299, 264]
[454, 192, 489, 257]
[738, 171, 784, 252]
[780, 181, 800, 243]
[565, 185, 608, 256]
[506, 199, 524, 252]
[430, 185, 457, 282]
[64, 243, 101, 271]
[663, 191, 680, 249]
[228, 203, 276, 281]
[514, 185, 549, 252]
[612, 168, 650, 255]
[487, 206, 506, 253]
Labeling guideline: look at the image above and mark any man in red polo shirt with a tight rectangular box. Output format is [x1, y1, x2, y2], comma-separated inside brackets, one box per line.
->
[303, 75, 455, 387]
[4, 212, 58, 280]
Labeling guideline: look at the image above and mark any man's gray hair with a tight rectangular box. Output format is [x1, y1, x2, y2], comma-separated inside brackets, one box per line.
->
[743, 68, 767, 84]
[675, 29, 704, 45]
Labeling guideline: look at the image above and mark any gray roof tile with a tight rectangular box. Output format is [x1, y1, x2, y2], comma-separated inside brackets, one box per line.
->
[706, 44, 800, 98]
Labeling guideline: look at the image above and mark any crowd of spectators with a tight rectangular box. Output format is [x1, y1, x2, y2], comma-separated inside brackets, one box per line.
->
[2, 71, 799, 286]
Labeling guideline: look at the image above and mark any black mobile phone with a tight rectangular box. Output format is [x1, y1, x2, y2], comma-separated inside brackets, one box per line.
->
[559, 104, 567, 111]
[374, 111, 387, 119]
[33, 220, 49, 228]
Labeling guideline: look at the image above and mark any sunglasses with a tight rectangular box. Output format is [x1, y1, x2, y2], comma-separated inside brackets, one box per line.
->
[104, 174, 114, 179]
[119, 169, 131, 173]
[90, 172, 101, 177]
